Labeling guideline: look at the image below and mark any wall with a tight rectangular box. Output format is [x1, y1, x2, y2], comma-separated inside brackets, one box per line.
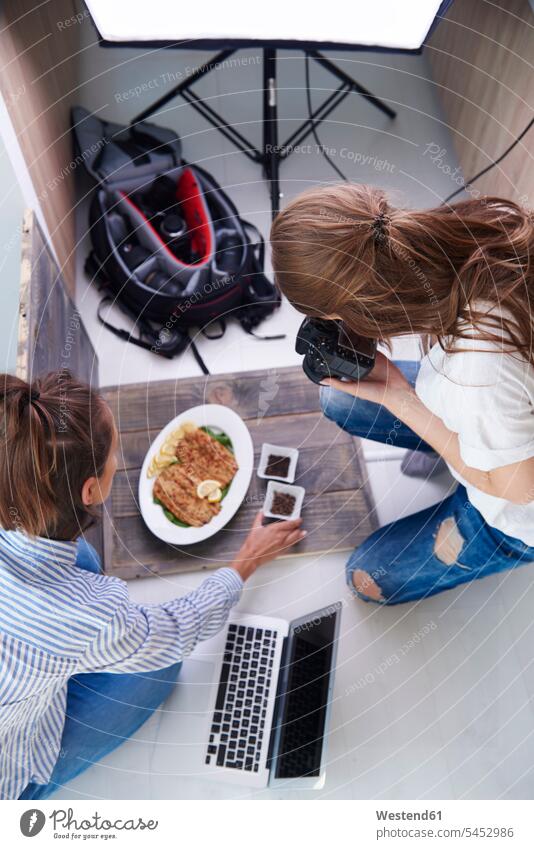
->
[0, 0, 84, 292]
[0, 127, 24, 373]
[426, 0, 534, 204]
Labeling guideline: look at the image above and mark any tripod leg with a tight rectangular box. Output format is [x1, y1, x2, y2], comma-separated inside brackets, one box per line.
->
[309, 50, 396, 120]
[131, 49, 237, 125]
[263, 48, 281, 218]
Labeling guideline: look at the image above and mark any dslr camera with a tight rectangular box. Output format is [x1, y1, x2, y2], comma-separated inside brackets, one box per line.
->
[295, 318, 376, 385]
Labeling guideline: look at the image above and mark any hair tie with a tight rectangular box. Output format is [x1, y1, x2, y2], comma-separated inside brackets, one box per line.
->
[30, 389, 40, 402]
[372, 212, 390, 244]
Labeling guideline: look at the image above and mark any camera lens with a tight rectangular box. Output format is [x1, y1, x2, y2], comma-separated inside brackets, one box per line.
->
[160, 213, 187, 239]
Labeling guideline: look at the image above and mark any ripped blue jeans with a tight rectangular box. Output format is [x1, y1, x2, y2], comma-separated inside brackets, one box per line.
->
[321, 361, 534, 605]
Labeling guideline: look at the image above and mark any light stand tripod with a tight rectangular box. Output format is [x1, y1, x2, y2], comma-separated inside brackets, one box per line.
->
[132, 47, 396, 218]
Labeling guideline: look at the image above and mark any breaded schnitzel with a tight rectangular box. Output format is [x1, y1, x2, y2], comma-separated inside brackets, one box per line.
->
[175, 428, 238, 487]
[153, 427, 238, 526]
[153, 463, 221, 527]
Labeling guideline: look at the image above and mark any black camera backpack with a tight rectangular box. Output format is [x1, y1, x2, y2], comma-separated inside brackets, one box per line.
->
[72, 107, 282, 367]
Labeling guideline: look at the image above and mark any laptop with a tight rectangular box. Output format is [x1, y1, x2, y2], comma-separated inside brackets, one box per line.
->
[201, 602, 342, 789]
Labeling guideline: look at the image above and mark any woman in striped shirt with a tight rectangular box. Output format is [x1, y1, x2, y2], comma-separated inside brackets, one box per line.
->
[0, 371, 305, 800]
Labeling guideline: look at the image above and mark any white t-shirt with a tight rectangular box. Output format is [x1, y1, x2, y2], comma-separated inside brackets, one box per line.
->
[415, 307, 534, 545]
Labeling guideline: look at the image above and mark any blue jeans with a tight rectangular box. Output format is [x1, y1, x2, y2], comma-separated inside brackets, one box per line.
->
[19, 539, 182, 800]
[321, 360, 534, 605]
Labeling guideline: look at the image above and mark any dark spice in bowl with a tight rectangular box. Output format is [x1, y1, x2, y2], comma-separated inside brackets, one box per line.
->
[271, 491, 296, 517]
[265, 454, 291, 478]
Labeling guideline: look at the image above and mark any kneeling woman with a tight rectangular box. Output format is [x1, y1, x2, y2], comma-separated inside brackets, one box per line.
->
[271, 184, 534, 605]
[0, 373, 305, 799]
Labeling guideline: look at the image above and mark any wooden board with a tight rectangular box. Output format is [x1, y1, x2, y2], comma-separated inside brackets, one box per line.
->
[17, 211, 98, 386]
[101, 367, 377, 580]
[17, 209, 103, 558]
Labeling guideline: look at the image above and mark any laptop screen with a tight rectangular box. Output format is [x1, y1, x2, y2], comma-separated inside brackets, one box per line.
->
[274, 607, 339, 779]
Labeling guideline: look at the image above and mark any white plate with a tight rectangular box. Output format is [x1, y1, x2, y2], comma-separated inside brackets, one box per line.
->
[138, 404, 254, 545]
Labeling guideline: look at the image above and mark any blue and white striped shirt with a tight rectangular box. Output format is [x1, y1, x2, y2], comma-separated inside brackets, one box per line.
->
[0, 530, 243, 799]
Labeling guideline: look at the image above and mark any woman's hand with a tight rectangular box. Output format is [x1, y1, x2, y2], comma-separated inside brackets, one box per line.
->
[321, 351, 413, 410]
[230, 511, 306, 581]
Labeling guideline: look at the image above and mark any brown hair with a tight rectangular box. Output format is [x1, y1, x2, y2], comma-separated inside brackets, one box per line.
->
[270, 184, 534, 363]
[0, 371, 114, 540]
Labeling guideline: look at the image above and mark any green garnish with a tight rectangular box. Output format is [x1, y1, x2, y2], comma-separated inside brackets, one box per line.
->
[200, 426, 234, 452]
[153, 497, 190, 527]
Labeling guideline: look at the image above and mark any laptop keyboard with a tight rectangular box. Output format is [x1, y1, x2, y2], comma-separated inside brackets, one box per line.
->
[205, 623, 277, 773]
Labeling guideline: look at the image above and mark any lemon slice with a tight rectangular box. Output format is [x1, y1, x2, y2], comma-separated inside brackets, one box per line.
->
[148, 421, 198, 479]
[196, 479, 222, 500]
[160, 441, 178, 457]
[148, 455, 176, 477]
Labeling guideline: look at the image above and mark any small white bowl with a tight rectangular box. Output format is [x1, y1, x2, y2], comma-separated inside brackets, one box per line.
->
[257, 442, 299, 483]
[263, 480, 305, 522]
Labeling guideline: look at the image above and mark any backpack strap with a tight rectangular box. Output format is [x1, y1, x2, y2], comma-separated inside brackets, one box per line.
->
[242, 219, 265, 268]
[238, 221, 285, 340]
[97, 296, 161, 352]
[188, 337, 210, 375]
[201, 318, 226, 340]
[96, 297, 189, 359]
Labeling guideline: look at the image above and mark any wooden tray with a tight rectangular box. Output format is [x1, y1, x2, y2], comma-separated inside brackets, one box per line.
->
[100, 366, 377, 579]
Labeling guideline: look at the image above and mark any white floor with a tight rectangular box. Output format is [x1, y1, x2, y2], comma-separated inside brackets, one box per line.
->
[59, 38, 534, 800]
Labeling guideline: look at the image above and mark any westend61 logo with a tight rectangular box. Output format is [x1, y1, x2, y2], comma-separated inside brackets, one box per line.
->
[19, 807, 159, 838]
